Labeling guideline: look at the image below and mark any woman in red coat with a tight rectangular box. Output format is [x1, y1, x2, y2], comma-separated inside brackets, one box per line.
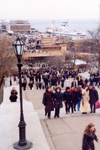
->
[42, 87, 54, 119]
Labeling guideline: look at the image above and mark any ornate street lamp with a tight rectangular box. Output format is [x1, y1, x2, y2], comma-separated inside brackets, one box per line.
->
[12, 37, 31, 150]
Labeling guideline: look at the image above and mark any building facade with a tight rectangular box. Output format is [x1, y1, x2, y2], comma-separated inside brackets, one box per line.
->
[10, 20, 30, 33]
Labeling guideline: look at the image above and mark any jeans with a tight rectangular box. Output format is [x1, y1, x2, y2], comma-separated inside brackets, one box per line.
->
[90, 103, 95, 113]
[77, 102, 80, 111]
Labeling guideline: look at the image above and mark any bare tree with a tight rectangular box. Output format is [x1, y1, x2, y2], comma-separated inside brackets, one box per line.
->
[0, 36, 17, 86]
[48, 56, 64, 69]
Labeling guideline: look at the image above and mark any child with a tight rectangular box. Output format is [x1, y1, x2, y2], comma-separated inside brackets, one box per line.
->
[41, 81, 45, 89]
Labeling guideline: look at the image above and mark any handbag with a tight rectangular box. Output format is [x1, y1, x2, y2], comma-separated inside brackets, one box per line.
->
[95, 101, 100, 109]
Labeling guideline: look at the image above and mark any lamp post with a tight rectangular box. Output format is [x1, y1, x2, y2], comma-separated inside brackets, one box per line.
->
[12, 37, 31, 150]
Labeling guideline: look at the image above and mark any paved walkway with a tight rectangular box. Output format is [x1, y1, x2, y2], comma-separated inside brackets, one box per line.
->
[24, 78, 100, 150]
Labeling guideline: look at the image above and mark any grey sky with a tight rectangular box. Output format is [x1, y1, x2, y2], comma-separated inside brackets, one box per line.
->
[0, 0, 100, 20]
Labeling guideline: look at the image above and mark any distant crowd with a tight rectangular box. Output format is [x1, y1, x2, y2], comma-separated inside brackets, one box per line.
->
[10, 68, 100, 119]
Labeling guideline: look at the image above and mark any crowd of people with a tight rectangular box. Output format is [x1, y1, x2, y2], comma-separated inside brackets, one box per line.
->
[13, 68, 100, 91]
[12, 68, 100, 119]
[42, 84, 99, 119]
[10, 68, 100, 150]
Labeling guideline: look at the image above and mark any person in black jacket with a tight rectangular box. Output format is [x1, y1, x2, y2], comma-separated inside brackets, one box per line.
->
[61, 78, 64, 88]
[43, 75, 48, 88]
[71, 79, 76, 89]
[85, 78, 88, 85]
[82, 123, 99, 150]
[42, 87, 54, 119]
[89, 85, 99, 113]
[51, 76, 56, 89]
[63, 87, 72, 114]
[89, 76, 94, 85]
[93, 76, 98, 86]
[53, 87, 63, 118]
[9, 89, 18, 102]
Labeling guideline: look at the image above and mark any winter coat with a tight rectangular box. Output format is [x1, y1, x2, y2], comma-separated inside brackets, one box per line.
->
[94, 77, 98, 84]
[63, 91, 72, 104]
[51, 77, 56, 86]
[9, 94, 17, 102]
[71, 82, 76, 89]
[11, 89, 18, 95]
[89, 88, 99, 104]
[65, 79, 70, 87]
[77, 76, 82, 81]
[80, 89, 91, 113]
[82, 131, 98, 150]
[89, 78, 94, 85]
[42, 91, 54, 112]
[70, 89, 77, 104]
[44, 76, 48, 84]
[85, 79, 88, 84]
[53, 92, 63, 109]
[28, 83, 33, 89]
[61, 79, 64, 87]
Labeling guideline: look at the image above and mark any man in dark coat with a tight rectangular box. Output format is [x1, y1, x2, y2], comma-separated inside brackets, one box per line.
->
[51, 76, 56, 86]
[93, 76, 99, 86]
[61, 78, 64, 88]
[89, 76, 94, 85]
[71, 79, 76, 89]
[57, 75, 61, 85]
[53, 87, 63, 118]
[43, 75, 48, 88]
[42, 87, 54, 119]
[89, 85, 99, 113]
[85, 78, 88, 85]
[35, 73, 38, 82]
[63, 87, 73, 114]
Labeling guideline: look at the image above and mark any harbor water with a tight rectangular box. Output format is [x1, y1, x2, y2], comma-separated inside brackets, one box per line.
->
[30, 19, 99, 37]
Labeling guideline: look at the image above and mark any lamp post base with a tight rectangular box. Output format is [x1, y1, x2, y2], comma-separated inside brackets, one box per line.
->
[14, 141, 31, 150]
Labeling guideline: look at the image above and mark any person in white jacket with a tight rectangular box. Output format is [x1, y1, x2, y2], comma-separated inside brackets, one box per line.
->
[65, 78, 70, 87]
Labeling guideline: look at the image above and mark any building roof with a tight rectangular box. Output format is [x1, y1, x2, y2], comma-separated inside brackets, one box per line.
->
[23, 51, 64, 58]
[71, 59, 87, 66]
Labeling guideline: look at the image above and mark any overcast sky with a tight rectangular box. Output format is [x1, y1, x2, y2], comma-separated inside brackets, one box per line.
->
[0, 0, 100, 20]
